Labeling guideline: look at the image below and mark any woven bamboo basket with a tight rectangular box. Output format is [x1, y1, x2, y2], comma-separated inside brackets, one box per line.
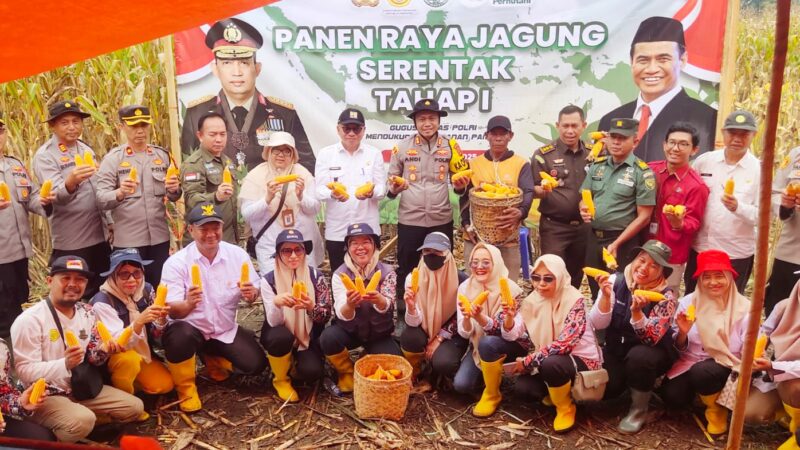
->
[353, 354, 413, 420]
[469, 190, 523, 245]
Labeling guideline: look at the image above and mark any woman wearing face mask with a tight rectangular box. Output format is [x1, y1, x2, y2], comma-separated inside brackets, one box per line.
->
[454, 243, 526, 417]
[240, 131, 323, 273]
[90, 249, 173, 400]
[661, 249, 750, 436]
[260, 229, 332, 403]
[590, 240, 678, 433]
[399, 232, 468, 382]
[509, 254, 601, 432]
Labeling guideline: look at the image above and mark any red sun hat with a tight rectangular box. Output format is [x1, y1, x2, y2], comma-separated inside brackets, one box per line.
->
[693, 249, 739, 279]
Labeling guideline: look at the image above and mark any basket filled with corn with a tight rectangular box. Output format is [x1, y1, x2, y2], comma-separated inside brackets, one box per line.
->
[469, 182, 523, 246]
[353, 354, 413, 420]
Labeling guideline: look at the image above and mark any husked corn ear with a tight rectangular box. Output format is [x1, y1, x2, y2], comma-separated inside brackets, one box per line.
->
[588, 140, 604, 160]
[274, 174, 299, 184]
[74, 154, 85, 167]
[388, 369, 402, 377]
[458, 294, 472, 314]
[191, 264, 202, 288]
[83, 153, 95, 167]
[499, 278, 513, 307]
[582, 267, 610, 279]
[0, 182, 10, 202]
[602, 247, 618, 270]
[117, 327, 133, 347]
[340, 274, 357, 291]
[39, 179, 53, 198]
[326, 181, 349, 200]
[166, 164, 179, 179]
[539, 171, 557, 184]
[673, 204, 686, 217]
[154, 284, 167, 307]
[451, 169, 473, 183]
[222, 167, 232, 184]
[754, 333, 768, 359]
[354, 276, 366, 296]
[582, 190, 595, 219]
[787, 182, 800, 196]
[240, 263, 249, 284]
[633, 290, 666, 302]
[365, 271, 381, 292]
[724, 178, 735, 196]
[662, 204, 674, 214]
[129, 167, 137, 181]
[29, 378, 46, 404]
[65, 331, 80, 347]
[473, 290, 490, 308]
[684, 304, 696, 322]
[292, 281, 305, 298]
[589, 131, 605, 141]
[355, 182, 374, 197]
[96, 321, 113, 343]
[389, 175, 405, 185]
[410, 268, 419, 293]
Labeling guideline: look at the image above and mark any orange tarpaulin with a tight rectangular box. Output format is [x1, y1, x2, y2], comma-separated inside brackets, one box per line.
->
[0, 0, 277, 83]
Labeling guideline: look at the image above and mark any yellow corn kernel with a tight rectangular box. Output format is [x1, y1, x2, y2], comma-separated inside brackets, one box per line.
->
[602, 247, 618, 270]
[354, 276, 366, 296]
[473, 290, 491, 308]
[355, 181, 375, 197]
[582, 267, 610, 279]
[390, 175, 406, 185]
[539, 171, 557, 184]
[222, 167, 232, 184]
[451, 169, 473, 183]
[29, 378, 46, 404]
[724, 178, 735, 196]
[499, 278, 513, 307]
[410, 268, 419, 293]
[685, 304, 696, 322]
[754, 333, 768, 359]
[274, 174, 299, 185]
[458, 294, 472, 314]
[240, 262, 249, 284]
[385, 372, 396, 381]
[365, 271, 381, 293]
[154, 284, 168, 307]
[292, 281, 305, 298]
[129, 167, 137, 181]
[673, 204, 686, 217]
[662, 204, 675, 214]
[0, 182, 10, 202]
[39, 179, 53, 198]
[634, 290, 666, 302]
[83, 153, 95, 167]
[582, 189, 595, 219]
[74, 154, 85, 167]
[64, 331, 80, 347]
[326, 181, 350, 200]
[387, 369, 402, 377]
[340, 273, 357, 292]
[589, 131, 605, 141]
[117, 327, 133, 347]
[166, 164, 179, 180]
[588, 140, 604, 161]
[96, 321, 113, 343]
[191, 264, 202, 288]
[786, 182, 800, 196]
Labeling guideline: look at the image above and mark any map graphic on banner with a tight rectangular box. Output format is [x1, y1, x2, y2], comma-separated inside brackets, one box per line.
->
[174, 0, 725, 165]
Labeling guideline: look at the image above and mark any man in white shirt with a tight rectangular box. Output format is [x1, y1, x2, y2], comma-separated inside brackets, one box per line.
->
[160, 203, 263, 412]
[315, 108, 387, 272]
[11, 256, 143, 442]
[685, 110, 760, 293]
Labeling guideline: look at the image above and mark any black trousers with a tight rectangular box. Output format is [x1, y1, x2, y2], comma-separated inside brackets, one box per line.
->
[476, 335, 527, 362]
[395, 221, 454, 311]
[319, 322, 401, 356]
[260, 322, 325, 381]
[399, 326, 469, 377]
[114, 241, 170, 288]
[51, 241, 111, 300]
[1, 416, 57, 442]
[765, 258, 800, 316]
[539, 217, 590, 289]
[325, 240, 347, 274]
[684, 249, 754, 294]
[515, 355, 589, 401]
[585, 229, 641, 299]
[0, 258, 28, 338]
[162, 321, 267, 375]
[602, 344, 674, 398]
[659, 359, 731, 409]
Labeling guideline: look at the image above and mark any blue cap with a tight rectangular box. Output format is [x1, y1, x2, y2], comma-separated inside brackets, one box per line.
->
[344, 223, 380, 248]
[101, 248, 152, 277]
[274, 229, 312, 257]
[187, 202, 224, 226]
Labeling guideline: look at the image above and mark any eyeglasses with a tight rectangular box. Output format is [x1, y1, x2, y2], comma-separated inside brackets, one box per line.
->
[271, 147, 293, 156]
[280, 247, 305, 257]
[665, 140, 692, 151]
[469, 260, 492, 269]
[531, 274, 556, 284]
[341, 125, 363, 135]
[116, 270, 144, 281]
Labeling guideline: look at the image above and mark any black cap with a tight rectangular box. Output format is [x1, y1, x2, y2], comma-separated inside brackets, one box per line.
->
[338, 108, 365, 126]
[407, 98, 448, 119]
[46, 100, 90, 123]
[608, 118, 639, 137]
[344, 223, 381, 249]
[187, 202, 224, 226]
[487, 115, 512, 132]
[50, 255, 93, 278]
[630, 240, 673, 277]
[274, 229, 313, 257]
[118, 105, 152, 125]
[722, 110, 758, 132]
[631, 17, 685, 49]
[205, 18, 263, 59]
[100, 248, 153, 277]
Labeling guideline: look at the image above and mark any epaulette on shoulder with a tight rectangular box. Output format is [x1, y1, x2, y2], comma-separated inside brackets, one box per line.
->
[636, 159, 649, 170]
[267, 96, 294, 110]
[539, 144, 555, 154]
[188, 95, 215, 108]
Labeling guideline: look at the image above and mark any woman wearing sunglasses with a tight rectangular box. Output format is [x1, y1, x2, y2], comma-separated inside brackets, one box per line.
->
[260, 229, 332, 402]
[454, 243, 525, 417]
[90, 249, 173, 400]
[506, 254, 601, 432]
[240, 131, 323, 273]
[589, 240, 677, 433]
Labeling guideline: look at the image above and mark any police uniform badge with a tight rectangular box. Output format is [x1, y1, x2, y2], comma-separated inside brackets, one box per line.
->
[256, 123, 271, 146]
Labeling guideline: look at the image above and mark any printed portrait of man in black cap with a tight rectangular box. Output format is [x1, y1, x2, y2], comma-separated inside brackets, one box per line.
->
[598, 16, 717, 163]
[180, 17, 316, 174]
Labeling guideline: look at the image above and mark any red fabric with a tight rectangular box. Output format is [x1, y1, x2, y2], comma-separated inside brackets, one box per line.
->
[674, 0, 728, 75]
[637, 105, 651, 141]
[648, 160, 710, 264]
[694, 249, 738, 279]
[0, 0, 278, 83]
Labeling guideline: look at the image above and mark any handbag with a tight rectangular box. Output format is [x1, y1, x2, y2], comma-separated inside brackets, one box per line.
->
[45, 299, 104, 400]
[717, 371, 739, 410]
[246, 182, 289, 258]
[569, 336, 609, 403]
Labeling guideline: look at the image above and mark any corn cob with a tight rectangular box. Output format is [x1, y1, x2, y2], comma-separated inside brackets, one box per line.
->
[129, 167, 137, 181]
[754, 333, 768, 359]
[39, 179, 53, 198]
[166, 164, 179, 179]
[480, 182, 497, 192]
[587, 140, 604, 160]
[365, 271, 381, 293]
[154, 284, 167, 307]
[499, 278, 514, 307]
[473, 290, 491, 308]
[458, 294, 472, 314]
[582, 189, 595, 219]
[29, 378, 47, 404]
[340, 273, 357, 291]
[787, 182, 800, 196]
[64, 331, 80, 347]
[633, 290, 666, 302]
[724, 178, 735, 196]
[221, 166, 232, 185]
[354, 276, 366, 296]
[326, 181, 349, 200]
[96, 321, 113, 343]
[354, 181, 374, 197]
[292, 281, 305, 298]
[0, 182, 10, 202]
[240, 263, 249, 284]
[117, 327, 133, 347]
[589, 131, 605, 141]
[582, 267, 610, 279]
[274, 174, 299, 184]
[673, 204, 686, 217]
[451, 169, 473, 183]
[410, 268, 419, 293]
[602, 247, 618, 270]
[191, 264, 202, 288]
[83, 153, 95, 167]
[74, 154, 84, 167]
[389, 175, 406, 185]
[684, 304, 696, 322]
[387, 369, 402, 377]
[662, 204, 674, 214]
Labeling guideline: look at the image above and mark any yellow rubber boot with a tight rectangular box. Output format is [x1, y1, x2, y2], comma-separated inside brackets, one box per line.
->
[472, 358, 505, 418]
[778, 403, 800, 450]
[108, 350, 143, 394]
[326, 349, 354, 393]
[166, 356, 202, 412]
[267, 353, 299, 403]
[202, 354, 233, 382]
[699, 393, 729, 435]
[548, 381, 577, 432]
[402, 350, 425, 379]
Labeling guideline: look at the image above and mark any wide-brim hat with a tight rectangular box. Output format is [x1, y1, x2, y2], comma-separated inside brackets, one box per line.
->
[100, 248, 153, 277]
[407, 98, 448, 119]
[630, 240, 673, 278]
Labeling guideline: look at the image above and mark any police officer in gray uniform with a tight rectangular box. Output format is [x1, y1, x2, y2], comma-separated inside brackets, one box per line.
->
[96, 105, 182, 287]
[0, 112, 54, 338]
[32, 100, 111, 298]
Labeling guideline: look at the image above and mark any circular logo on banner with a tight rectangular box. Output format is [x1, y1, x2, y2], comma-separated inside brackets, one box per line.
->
[424, 0, 448, 6]
[387, 0, 411, 6]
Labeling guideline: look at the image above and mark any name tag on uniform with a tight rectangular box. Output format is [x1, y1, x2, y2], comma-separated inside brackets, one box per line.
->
[649, 222, 658, 235]
[617, 178, 634, 187]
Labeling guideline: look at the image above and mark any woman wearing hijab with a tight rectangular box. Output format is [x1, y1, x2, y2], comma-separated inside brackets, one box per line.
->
[320, 223, 399, 393]
[507, 254, 602, 432]
[240, 131, 323, 273]
[661, 249, 750, 435]
[90, 249, 173, 398]
[590, 240, 678, 433]
[260, 229, 332, 402]
[400, 232, 468, 381]
[743, 278, 800, 450]
[453, 243, 526, 417]
[0, 339, 55, 441]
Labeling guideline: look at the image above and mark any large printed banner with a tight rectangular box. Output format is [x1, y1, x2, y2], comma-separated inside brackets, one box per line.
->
[174, 0, 726, 163]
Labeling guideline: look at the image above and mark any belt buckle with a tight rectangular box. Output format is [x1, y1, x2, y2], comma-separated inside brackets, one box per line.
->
[569, 220, 580, 226]
[594, 229, 604, 238]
